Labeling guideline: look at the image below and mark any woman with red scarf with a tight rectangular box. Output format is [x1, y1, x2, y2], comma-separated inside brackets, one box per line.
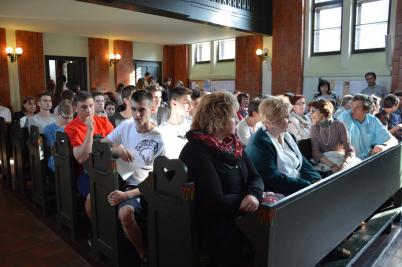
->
[179, 91, 263, 267]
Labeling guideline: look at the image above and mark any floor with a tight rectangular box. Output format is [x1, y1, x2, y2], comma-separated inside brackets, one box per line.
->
[1, 178, 402, 267]
[0, 181, 92, 267]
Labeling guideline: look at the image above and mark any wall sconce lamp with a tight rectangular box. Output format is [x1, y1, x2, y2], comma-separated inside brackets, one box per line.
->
[109, 53, 121, 66]
[5, 47, 23, 63]
[256, 48, 269, 60]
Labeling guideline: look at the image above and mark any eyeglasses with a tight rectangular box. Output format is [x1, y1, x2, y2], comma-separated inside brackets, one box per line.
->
[294, 102, 306, 106]
[59, 113, 74, 120]
[310, 108, 319, 114]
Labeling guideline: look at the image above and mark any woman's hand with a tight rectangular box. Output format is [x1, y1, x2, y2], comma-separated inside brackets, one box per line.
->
[330, 164, 341, 173]
[107, 190, 128, 206]
[239, 194, 259, 213]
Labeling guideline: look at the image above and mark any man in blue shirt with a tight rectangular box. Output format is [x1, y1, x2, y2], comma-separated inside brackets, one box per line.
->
[43, 100, 74, 171]
[338, 94, 397, 159]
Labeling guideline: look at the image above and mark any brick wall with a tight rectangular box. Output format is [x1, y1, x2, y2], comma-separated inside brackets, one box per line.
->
[88, 38, 109, 91]
[0, 28, 10, 107]
[163, 45, 189, 87]
[391, 2, 402, 91]
[113, 40, 133, 86]
[16, 30, 45, 99]
[272, 0, 304, 95]
[235, 35, 263, 97]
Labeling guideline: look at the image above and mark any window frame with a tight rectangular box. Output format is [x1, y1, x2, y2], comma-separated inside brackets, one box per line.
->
[351, 0, 392, 54]
[194, 42, 211, 64]
[217, 38, 236, 62]
[311, 0, 343, 56]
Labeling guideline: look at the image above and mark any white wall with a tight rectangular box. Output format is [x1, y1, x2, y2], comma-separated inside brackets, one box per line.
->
[5, 29, 20, 111]
[133, 42, 163, 61]
[43, 33, 88, 57]
[262, 36, 272, 96]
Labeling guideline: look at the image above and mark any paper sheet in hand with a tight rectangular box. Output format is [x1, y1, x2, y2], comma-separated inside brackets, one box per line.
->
[116, 158, 135, 181]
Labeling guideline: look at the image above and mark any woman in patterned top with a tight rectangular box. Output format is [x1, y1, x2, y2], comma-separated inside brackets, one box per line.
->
[288, 94, 312, 141]
[309, 99, 359, 174]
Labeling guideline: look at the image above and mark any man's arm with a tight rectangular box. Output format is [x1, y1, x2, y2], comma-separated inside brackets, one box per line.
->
[73, 117, 94, 164]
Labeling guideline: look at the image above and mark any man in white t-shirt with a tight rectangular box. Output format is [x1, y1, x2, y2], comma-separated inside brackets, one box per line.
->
[157, 87, 193, 159]
[104, 90, 164, 264]
[236, 97, 262, 146]
[28, 91, 56, 133]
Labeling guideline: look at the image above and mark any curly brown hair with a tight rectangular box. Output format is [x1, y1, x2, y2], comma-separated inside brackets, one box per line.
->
[309, 99, 334, 118]
[191, 91, 239, 134]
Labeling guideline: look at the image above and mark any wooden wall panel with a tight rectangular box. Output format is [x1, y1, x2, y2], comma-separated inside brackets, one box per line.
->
[0, 28, 10, 107]
[113, 40, 133, 86]
[16, 30, 45, 99]
[163, 45, 189, 87]
[88, 38, 109, 91]
[235, 34, 263, 97]
[272, 0, 304, 95]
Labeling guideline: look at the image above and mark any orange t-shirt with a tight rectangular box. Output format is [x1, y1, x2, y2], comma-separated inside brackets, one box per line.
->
[65, 115, 114, 147]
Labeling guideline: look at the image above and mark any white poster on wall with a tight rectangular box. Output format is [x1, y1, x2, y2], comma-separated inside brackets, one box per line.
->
[210, 80, 235, 93]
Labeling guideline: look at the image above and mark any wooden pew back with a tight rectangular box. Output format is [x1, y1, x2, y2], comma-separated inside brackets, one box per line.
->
[87, 141, 127, 267]
[10, 120, 30, 196]
[238, 144, 402, 267]
[0, 117, 11, 187]
[139, 156, 198, 267]
[54, 132, 81, 239]
[28, 125, 54, 214]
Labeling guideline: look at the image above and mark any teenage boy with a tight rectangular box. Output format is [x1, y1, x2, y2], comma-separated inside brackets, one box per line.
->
[43, 100, 74, 172]
[109, 85, 136, 127]
[92, 92, 107, 117]
[157, 87, 192, 159]
[64, 91, 114, 218]
[105, 90, 165, 265]
[28, 91, 56, 133]
[147, 85, 169, 126]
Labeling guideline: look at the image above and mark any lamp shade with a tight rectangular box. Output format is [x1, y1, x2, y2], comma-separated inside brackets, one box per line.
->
[5, 47, 13, 54]
[15, 47, 23, 54]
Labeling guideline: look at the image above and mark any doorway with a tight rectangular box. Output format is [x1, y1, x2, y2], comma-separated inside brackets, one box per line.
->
[133, 60, 162, 84]
[45, 55, 87, 91]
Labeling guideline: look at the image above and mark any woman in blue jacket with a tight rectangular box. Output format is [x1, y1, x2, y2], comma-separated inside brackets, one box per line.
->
[246, 95, 321, 196]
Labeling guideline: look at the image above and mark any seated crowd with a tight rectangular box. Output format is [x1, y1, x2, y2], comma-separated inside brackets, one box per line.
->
[3, 71, 400, 267]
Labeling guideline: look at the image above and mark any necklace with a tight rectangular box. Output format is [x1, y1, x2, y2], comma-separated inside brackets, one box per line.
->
[319, 124, 331, 146]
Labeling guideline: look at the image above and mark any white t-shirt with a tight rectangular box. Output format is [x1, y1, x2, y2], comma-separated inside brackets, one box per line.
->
[0, 106, 12, 123]
[157, 120, 190, 159]
[106, 122, 165, 185]
[28, 113, 56, 133]
[236, 118, 261, 146]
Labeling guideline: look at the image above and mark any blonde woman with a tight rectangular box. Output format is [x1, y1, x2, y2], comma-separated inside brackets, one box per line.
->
[246, 95, 321, 195]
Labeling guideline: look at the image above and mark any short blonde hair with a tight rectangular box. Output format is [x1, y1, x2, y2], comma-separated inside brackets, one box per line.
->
[259, 95, 292, 124]
[191, 91, 239, 134]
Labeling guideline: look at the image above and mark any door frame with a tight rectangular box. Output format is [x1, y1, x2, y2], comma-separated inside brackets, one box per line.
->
[45, 55, 88, 91]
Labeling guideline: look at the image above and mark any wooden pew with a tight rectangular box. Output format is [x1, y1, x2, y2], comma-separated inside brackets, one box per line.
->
[237, 144, 402, 267]
[10, 120, 30, 196]
[87, 141, 135, 267]
[0, 117, 12, 187]
[28, 125, 55, 214]
[54, 132, 81, 239]
[139, 156, 198, 267]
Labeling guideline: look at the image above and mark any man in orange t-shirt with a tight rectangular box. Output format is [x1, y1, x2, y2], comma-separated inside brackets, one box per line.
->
[64, 91, 114, 219]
